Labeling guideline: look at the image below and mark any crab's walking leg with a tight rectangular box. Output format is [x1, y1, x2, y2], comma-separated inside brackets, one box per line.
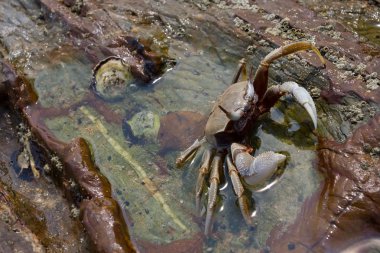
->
[176, 138, 205, 167]
[252, 41, 326, 100]
[226, 155, 252, 225]
[205, 152, 223, 235]
[195, 147, 213, 214]
[259, 81, 318, 129]
[231, 58, 247, 84]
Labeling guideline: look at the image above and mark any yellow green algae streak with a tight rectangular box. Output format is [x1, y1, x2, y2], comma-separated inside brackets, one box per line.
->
[45, 106, 197, 243]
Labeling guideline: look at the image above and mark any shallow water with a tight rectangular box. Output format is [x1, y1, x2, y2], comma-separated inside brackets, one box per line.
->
[32, 19, 322, 253]
[0, 0, 331, 251]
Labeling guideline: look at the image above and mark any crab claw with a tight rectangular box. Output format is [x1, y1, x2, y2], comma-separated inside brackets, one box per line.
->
[280, 81, 318, 129]
[231, 143, 286, 186]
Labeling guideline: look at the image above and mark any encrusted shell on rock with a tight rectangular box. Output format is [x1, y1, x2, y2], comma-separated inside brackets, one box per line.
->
[91, 56, 135, 101]
[123, 111, 160, 144]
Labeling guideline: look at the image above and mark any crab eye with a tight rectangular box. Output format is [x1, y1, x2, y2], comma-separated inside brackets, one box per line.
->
[245, 79, 255, 101]
[243, 104, 250, 112]
[219, 106, 244, 121]
[232, 108, 245, 120]
[244, 94, 252, 101]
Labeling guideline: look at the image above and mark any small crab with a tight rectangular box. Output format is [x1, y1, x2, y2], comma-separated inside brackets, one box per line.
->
[176, 41, 326, 234]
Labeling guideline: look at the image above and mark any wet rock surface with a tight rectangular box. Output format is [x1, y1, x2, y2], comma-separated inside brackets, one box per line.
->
[0, 0, 379, 252]
[0, 182, 45, 253]
[0, 103, 89, 251]
[2, 58, 137, 252]
[229, 0, 379, 103]
[267, 114, 380, 252]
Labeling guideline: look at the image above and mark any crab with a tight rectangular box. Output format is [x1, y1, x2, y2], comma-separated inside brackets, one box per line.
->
[176, 41, 326, 234]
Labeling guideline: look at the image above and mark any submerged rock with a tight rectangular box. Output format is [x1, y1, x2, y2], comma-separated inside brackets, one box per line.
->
[158, 111, 207, 154]
[123, 111, 160, 144]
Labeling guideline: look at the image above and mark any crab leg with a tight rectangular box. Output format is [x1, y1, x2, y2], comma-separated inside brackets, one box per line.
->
[226, 155, 252, 225]
[231, 58, 247, 84]
[252, 41, 326, 101]
[195, 147, 213, 214]
[205, 152, 223, 235]
[176, 138, 205, 168]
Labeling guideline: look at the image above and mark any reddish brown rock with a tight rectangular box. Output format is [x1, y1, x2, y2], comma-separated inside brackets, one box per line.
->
[266, 114, 380, 252]
[63, 138, 112, 199]
[0, 182, 45, 253]
[81, 198, 136, 253]
[2, 61, 137, 253]
[158, 111, 207, 154]
[137, 233, 203, 253]
[0, 86, 90, 252]
[236, 0, 380, 104]
[38, 0, 170, 83]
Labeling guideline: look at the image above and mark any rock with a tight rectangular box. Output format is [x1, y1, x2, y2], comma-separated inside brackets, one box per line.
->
[158, 111, 207, 154]
[81, 197, 136, 253]
[123, 111, 160, 144]
[137, 232, 203, 253]
[266, 114, 380, 252]
[0, 101, 89, 253]
[0, 187, 45, 253]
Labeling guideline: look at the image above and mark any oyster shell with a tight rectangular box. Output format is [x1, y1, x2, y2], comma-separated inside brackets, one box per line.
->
[91, 56, 134, 101]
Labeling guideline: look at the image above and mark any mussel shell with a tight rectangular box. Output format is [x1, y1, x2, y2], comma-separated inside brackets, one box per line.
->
[91, 56, 135, 101]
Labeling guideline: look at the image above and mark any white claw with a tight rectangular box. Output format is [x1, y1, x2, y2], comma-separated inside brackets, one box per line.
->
[303, 102, 317, 129]
[280, 81, 318, 129]
[242, 151, 286, 186]
[231, 143, 286, 186]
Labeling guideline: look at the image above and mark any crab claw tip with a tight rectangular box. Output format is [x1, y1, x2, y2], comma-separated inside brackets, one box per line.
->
[303, 103, 318, 129]
[281, 82, 318, 129]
